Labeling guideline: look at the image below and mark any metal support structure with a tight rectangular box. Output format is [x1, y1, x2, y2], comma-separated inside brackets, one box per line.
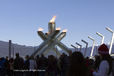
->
[76, 42, 82, 52]
[96, 32, 104, 44]
[38, 31, 47, 40]
[57, 31, 66, 41]
[81, 39, 88, 57]
[38, 28, 59, 55]
[88, 36, 95, 57]
[106, 27, 114, 54]
[48, 22, 56, 34]
[57, 41, 70, 54]
[44, 46, 61, 58]
[9, 40, 12, 59]
[33, 30, 60, 57]
[48, 16, 56, 34]
[31, 16, 70, 57]
[43, 30, 67, 55]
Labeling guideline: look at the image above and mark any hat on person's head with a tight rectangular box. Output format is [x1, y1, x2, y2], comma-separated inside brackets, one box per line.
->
[98, 44, 109, 54]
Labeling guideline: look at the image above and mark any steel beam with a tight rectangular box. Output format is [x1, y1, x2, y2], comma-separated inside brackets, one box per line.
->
[96, 32, 104, 44]
[81, 39, 88, 57]
[76, 42, 82, 51]
[88, 36, 95, 57]
[106, 27, 114, 54]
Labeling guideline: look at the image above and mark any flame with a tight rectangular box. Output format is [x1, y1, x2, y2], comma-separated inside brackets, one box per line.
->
[56, 27, 61, 30]
[38, 27, 43, 31]
[62, 29, 67, 32]
[50, 16, 56, 22]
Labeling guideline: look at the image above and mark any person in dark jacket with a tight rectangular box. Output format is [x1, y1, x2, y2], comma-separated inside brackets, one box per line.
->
[67, 51, 89, 76]
[46, 55, 58, 76]
[0, 57, 6, 76]
[24, 55, 30, 70]
[14, 53, 24, 70]
[13, 53, 24, 76]
[93, 44, 113, 76]
[60, 53, 70, 76]
[38, 54, 48, 76]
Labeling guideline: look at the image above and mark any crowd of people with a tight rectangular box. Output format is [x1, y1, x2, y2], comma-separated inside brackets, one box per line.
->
[0, 44, 114, 76]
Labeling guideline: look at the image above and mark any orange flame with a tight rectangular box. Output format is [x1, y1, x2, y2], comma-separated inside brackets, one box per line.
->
[50, 16, 56, 22]
[38, 27, 43, 31]
[62, 29, 67, 32]
[56, 27, 61, 30]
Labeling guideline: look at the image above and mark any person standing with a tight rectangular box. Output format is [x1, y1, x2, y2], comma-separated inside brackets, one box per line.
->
[0, 57, 6, 76]
[29, 56, 37, 70]
[93, 44, 113, 76]
[13, 53, 24, 76]
[29, 56, 37, 76]
[67, 52, 89, 76]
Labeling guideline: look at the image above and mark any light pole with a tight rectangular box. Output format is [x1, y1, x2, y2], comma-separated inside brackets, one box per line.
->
[88, 36, 95, 57]
[106, 27, 114, 54]
[76, 42, 82, 52]
[96, 32, 104, 44]
[81, 39, 88, 57]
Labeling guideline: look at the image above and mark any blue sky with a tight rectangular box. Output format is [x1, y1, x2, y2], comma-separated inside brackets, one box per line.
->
[0, 0, 114, 48]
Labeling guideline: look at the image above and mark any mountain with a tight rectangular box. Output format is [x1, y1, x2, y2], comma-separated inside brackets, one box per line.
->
[0, 40, 114, 58]
[0, 41, 35, 58]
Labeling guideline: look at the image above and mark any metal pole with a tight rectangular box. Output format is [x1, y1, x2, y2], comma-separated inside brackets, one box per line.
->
[88, 36, 95, 57]
[9, 40, 12, 59]
[106, 27, 114, 54]
[57, 31, 66, 41]
[48, 16, 56, 34]
[96, 32, 104, 44]
[38, 31, 47, 40]
[57, 42, 70, 54]
[81, 39, 88, 57]
[76, 42, 82, 52]
[71, 44, 77, 51]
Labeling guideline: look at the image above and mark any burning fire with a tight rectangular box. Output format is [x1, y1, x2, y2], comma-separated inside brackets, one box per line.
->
[38, 27, 43, 31]
[56, 27, 61, 30]
[62, 29, 67, 32]
[50, 16, 56, 22]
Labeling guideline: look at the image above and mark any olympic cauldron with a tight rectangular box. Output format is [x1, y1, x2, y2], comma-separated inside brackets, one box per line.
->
[31, 16, 70, 58]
